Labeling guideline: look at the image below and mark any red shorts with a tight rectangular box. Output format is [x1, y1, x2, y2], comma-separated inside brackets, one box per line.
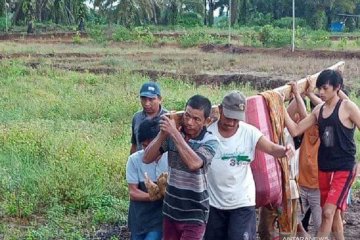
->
[318, 167, 357, 211]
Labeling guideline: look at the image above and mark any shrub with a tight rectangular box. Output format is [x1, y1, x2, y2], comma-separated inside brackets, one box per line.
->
[259, 25, 292, 47]
[337, 37, 348, 50]
[0, 16, 11, 31]
[72, 31, 82, 44]
[178, 31, 225, 48]
[214, 15, 229, 29]
[296, 29, 331, 49]
[249, 12, 273, 27]
[177, 12, 203, 28]
[273, 17, 307, 29]
[88, 25, 107, 43]
[242, 30, 262, 47]
[112, 25, 136, 42]
[355, 38, 360, 47]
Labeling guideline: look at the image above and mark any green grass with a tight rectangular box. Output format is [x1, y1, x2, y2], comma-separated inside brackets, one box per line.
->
[0, 59, 257, 238]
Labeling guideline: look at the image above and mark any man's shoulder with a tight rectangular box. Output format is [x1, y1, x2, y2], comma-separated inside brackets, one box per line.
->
[202, 131, 220, 150]
[159, 106, 168, 114]
[132, 110, 144, 119]
[239, 121, 262, 134]
[128, 150, 144, 163]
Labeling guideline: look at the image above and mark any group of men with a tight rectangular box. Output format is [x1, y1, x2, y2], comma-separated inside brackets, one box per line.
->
[126, 69, 360, 240]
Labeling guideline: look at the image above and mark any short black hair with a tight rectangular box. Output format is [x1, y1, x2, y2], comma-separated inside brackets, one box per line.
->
[185, 95, 212, 118]
[137, 118, 160, 143]
[316, 69, 343, 90]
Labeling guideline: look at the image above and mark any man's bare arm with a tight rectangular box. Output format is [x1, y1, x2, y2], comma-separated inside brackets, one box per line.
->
[143, 131, 167, 164]
[128, 184, 151, 201]
[256, 136, 294, 158]
[284, 105, 318, 137]
[347, 100, 360, 130]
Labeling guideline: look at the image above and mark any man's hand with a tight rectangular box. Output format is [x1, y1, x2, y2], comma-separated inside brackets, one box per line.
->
[284, 144, 295, 159]
[159, 115, 180, 139]
[305, 76, 316, 96]
[289, 81, 299, 96]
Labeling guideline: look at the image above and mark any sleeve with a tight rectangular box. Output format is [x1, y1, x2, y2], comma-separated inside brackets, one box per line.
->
[131, 116, 136, 145]
[195, 137, 219, 170]
[126, 155, 139, 184]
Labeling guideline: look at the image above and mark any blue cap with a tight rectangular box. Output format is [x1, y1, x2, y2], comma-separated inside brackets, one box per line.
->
[139, 82, 161, 98]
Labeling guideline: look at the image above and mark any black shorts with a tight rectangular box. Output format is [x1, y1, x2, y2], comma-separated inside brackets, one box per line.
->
[204, 205, 256, 240]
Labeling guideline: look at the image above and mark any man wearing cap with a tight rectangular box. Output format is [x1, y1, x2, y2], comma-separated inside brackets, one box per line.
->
[204, 91, 294, 240]
[130, 82, 167, 154]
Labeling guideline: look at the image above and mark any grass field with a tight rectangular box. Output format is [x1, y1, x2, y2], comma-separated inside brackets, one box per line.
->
[0, 40, 359, 239]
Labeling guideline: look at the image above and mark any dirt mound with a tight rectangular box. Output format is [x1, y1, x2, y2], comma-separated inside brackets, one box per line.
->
[201, 44, 360, 59]
[0, 32, 87, 41]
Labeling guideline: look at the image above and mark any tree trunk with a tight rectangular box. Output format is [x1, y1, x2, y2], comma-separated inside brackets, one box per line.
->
[36, 0, 41, 22]
[239, 0, 247, 24]
[230, 0, 238, 26]
[208, 0, 214, 26]
[204, 0, 207, 25]
[12, 0, 25, 25]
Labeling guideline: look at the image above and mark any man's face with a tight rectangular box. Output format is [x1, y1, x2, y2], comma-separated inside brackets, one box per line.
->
[182, 106, 207, 138]
[141, 139, 151, 150]
[140, 96, 161, 115]
[218, 107, 239, 132]
[318, 83, 339, 102]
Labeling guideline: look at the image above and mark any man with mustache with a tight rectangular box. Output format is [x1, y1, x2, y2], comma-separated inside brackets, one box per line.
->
[204, 91, 294, 240]
[143, 95, 219, 240]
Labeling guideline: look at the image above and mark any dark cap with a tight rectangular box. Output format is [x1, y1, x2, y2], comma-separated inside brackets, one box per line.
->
[139, 82, 161, 98]
[221, 91, 246, 121]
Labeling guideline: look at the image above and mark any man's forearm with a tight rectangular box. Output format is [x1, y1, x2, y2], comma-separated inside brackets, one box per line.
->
[171, 131, 203, 171]
[143, 132, 166, 164]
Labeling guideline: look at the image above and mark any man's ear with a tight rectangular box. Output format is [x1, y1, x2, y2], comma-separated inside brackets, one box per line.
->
[205, 117, 212, 126]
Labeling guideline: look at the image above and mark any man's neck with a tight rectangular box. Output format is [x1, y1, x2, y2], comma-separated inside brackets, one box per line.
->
[145, 107, 160, 118]
[324, 95, 340, 108]
[184, 128, 203, 141]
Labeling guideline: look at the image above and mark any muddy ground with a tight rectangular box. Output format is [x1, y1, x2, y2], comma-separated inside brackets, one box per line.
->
[94, 189, 360, 239]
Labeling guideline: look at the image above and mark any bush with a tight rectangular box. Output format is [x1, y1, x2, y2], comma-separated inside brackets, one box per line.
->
[112, 25, 136, 42]
[273, 17, 307, 29]
[88, 25, 107, 43]
[242, 30, 262, 47]
[296, 29, 331, 49]
[337, 37, 348, 50]
[178, 31, 225, 48]
[249, 12, 273, 27]
[177, 12, 203, 28]
[355, 38, 360, 47]
[72, 31, 82, 44]
[0, 16, 11, 31]
[214, 15, 229, 29]
[259, 25, 292, 47]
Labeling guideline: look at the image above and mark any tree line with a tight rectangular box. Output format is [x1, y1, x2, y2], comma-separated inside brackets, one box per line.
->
[1, 0, 360, 30]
